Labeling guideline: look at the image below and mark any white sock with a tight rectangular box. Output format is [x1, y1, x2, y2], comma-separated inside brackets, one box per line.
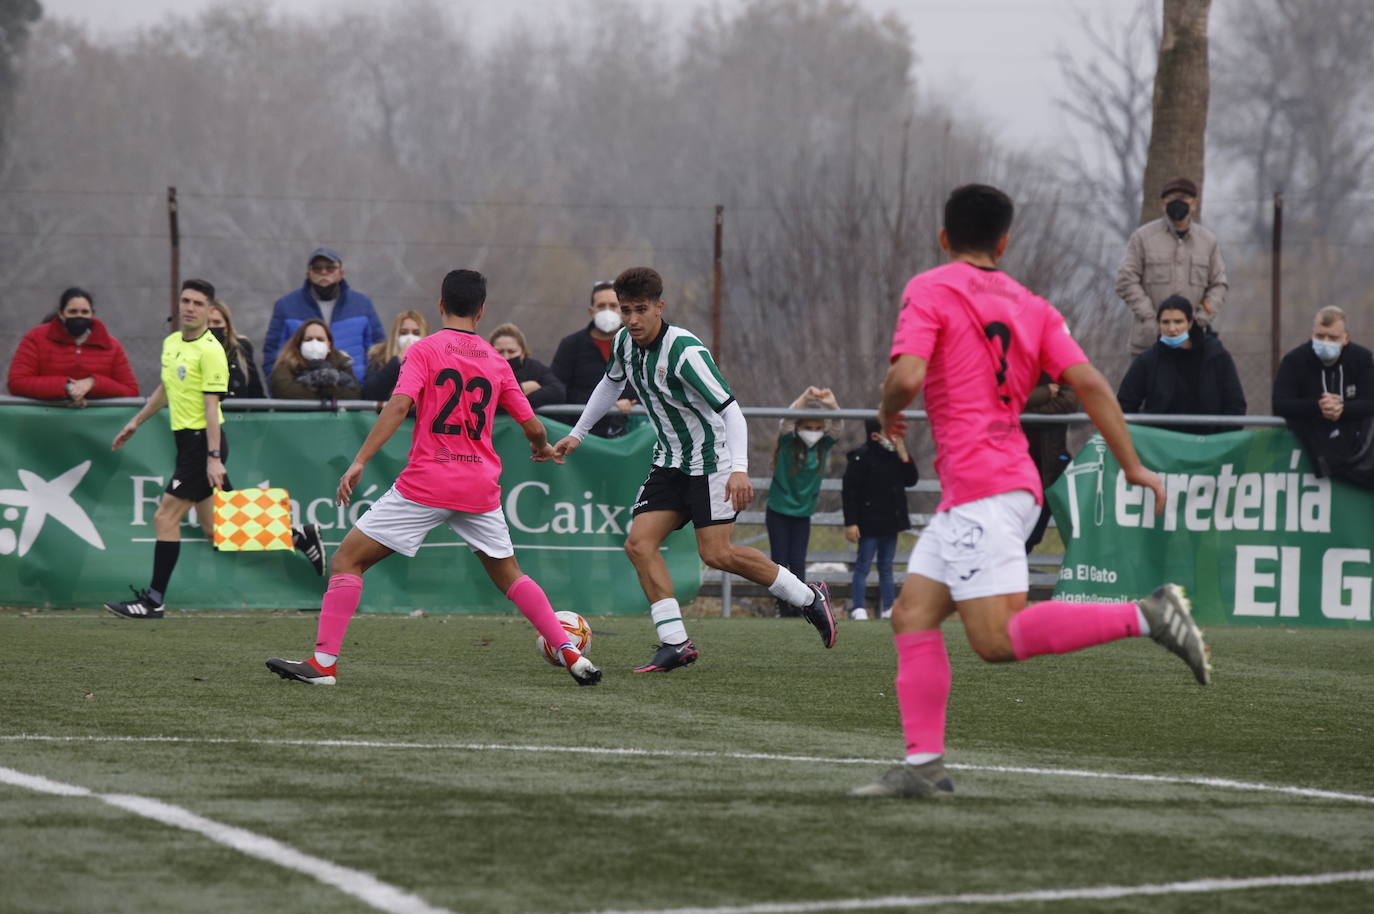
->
[1136, 607, 1150, 636]
[768, 565, 814, 607]
[314, 651, 337, 667]
[650, 598, 689, 645]
[905, 752, 942, 766]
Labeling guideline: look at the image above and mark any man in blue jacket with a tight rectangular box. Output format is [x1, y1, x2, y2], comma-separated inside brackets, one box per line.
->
[262, 247, 384, 384]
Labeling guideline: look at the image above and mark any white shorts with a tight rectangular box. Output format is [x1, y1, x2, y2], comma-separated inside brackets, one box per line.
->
[907, 489, 1039, 601]
[354, 486, 515, 559]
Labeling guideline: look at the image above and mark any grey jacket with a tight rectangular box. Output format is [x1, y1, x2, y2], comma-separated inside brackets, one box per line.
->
[1115, 218, 1228, 355]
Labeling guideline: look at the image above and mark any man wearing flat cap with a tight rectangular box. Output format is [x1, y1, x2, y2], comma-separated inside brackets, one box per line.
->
[262, 247, 385, 384]
[1115, 177, 1229, 357]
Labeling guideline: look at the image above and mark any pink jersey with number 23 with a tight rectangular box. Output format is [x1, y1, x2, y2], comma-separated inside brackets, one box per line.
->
[889, 262, 1087, 512]
[391, 328, 534, 513]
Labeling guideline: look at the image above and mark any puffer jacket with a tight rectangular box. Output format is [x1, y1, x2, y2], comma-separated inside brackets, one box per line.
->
[7, 317, 140, 400]
[261, 279, 384, 383]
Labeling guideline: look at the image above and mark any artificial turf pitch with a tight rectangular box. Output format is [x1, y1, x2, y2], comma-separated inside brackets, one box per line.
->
[1, 609, 1372, 914]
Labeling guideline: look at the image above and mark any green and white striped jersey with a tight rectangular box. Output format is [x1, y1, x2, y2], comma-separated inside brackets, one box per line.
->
[607, 321, 736, 474]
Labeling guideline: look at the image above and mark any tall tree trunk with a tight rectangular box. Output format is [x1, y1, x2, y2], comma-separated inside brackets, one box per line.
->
[1138, 0, 1211, 225]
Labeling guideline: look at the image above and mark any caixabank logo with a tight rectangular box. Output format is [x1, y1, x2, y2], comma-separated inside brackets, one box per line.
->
[0, 461, 105, 557]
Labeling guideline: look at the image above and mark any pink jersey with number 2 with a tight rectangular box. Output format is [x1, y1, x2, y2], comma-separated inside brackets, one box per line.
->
[391, 328, 534, 513]
[889, 262, 1087, 511]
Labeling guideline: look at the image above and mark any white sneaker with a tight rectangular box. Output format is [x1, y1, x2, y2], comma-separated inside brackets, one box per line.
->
[880, 608, 893, 619]
[850, 608, 869, 621]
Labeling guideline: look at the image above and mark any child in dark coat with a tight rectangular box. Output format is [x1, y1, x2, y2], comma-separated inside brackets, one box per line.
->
[842, 419, 918, 619]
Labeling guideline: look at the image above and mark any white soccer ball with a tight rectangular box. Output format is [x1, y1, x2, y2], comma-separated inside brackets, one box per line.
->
[536, 610, 593, 666]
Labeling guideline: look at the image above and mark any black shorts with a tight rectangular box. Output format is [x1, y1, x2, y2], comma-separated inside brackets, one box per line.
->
[632, 465, 737, 531]
[166, 429, 231, 503]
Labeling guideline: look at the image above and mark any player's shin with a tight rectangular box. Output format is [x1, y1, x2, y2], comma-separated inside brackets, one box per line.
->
[315, 573, 364, 663]
[506, 575, 573, 653]
[1006, 600, 1141, 660]
[895, 630, 951, 760]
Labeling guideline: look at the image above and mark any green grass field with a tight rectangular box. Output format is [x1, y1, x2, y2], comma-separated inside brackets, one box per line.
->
[2, 609, 1372, 914]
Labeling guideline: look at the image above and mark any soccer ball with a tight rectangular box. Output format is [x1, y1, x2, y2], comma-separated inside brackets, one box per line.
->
[537, 611, 593, 666]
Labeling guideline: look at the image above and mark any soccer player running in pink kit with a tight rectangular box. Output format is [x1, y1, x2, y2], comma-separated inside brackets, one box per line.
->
[265, 269, 601, 687]
[851, 185, 1210, 799]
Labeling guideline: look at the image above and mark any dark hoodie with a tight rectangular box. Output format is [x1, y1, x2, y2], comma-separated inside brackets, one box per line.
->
[1273, 339, 1374, 479]
[1116, 325, 1247, 435]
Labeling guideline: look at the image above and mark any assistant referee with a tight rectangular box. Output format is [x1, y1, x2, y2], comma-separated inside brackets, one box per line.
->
[105, 279, 324, 619]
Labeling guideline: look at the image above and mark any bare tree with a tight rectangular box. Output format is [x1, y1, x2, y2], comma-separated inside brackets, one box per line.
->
[1137, 0, 1211, 226]
[1056, 0, 1159, 241]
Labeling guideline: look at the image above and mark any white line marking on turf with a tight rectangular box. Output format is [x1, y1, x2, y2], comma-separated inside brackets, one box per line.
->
[557, 870, 1374, 914]
[0, 765, 457, 914]
[5, 734, 1374, 806]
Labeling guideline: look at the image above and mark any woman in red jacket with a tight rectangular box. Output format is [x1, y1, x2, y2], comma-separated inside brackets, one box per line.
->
[7, 287, 140, 405]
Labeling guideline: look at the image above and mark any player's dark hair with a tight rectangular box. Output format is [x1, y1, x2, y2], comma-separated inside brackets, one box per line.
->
[181, 278, 216, 302]
[864, 418, 883, 438]
[1156, 294, 1194, 322]
[943, 184, 1014, 256]
[441, 269, 486, 317]
[589, 279, 615, 306]
[59, 287, 94, 312]
[614, 267, 663, 303]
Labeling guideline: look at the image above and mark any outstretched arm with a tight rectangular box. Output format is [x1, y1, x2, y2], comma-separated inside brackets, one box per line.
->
[523, 416, 557, 462]
[1060, 361, 1165, 513]
[112, 385, 168, 450]
[552, 374, 624, 461]
[338, 393, 413, 505]
[879, 355, 927, 438]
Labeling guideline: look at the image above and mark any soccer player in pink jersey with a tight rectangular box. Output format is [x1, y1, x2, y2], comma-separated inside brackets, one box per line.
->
[851, 185, 1211, 799]
[265, 270, 601, 687]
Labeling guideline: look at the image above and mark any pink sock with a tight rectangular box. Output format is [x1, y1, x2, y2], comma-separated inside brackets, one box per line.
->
[315, 573, 363, 657]
[506, 575, 570, 650]
[1007, 601, 1141, 661]
[894, 630, 951, 758]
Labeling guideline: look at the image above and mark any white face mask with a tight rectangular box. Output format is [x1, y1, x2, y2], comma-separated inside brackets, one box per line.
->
[397, 332, 422, 351]
[593, 309, 622, 334]
[300, 339, 329, 361]
[875, 436, 896, 452]
[797, 429, 824, 448]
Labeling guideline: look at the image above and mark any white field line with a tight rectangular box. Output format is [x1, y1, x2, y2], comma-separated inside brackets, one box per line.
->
[557, 870, 1374, 914]
[4, 734, 1373, 806]
[0, 765, 457, 914]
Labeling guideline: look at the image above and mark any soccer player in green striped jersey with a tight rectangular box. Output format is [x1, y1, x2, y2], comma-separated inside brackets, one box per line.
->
[553, 267, 837, 671]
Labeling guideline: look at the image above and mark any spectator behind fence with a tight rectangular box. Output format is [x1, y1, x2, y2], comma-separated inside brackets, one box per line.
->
[766, 386, 840, 618]
[842, 418, 917, 621]
[1115, 176, 1228, 356]
[269, 318, 361, 401]
[208, 300, 264, 399]
[550, 279, 635, 437]
[1116, 295, 1246, 435]
[1273, 305, 1374, 487]
[1023, 372, 1078, 551]
[262, 247, 384, 383]
[7, 287, 139, 405]
[489, 322, 566, 411]
[361, 310, 429, 400]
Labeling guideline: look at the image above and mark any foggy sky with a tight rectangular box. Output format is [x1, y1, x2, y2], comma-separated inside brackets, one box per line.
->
[41, 0, 1143, 155]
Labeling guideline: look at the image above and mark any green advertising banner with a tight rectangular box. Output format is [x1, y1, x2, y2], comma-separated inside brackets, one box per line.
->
[0, 405, 699, 614]
[1047, 424, 1373, 627]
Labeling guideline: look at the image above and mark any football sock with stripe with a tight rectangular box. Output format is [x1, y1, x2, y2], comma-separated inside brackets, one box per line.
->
[650, 597, 688, 645]
[315, 573, 363, 660]
[506, 575, 572, 652]
[1007, 600, 1142, 660]
[148, 540, 179, 605]
[767, 564, 814, 607]
[895, 630, 951, 759]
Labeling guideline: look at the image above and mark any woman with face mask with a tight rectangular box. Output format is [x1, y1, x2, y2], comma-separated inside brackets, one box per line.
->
[488, 323, 567, 412]
[208, 300, 265, 399]
[7, 287, 140, 404]
[1116, 294, 1246, 435]
[268, 318, 361, 401]
[361, 310, 430, 401]
[766, 386, 841, 617]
